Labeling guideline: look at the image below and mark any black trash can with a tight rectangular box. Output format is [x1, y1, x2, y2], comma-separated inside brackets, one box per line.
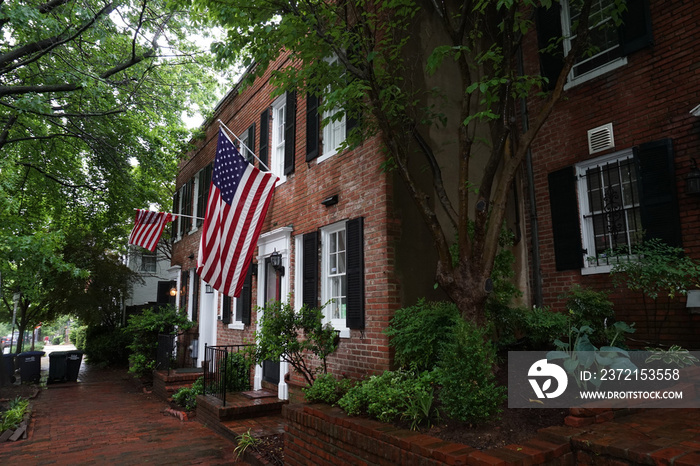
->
[17, 351, 45, 384]
[48, 351, 68, 383]
[65, 351, 83, 382]
[1, 353, 16, 385]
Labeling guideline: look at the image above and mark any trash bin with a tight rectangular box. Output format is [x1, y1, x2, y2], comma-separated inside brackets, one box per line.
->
[48, 351, 68, 383]
[17, 351, 45, 384]
[65, 351, 83, 382]
[1, 353, 16, 384]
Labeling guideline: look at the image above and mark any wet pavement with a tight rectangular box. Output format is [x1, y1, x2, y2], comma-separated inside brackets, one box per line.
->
[0, 349, 238, 465]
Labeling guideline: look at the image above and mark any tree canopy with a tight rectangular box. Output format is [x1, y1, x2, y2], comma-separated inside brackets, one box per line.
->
[193, 0, 611, 323]
[0, 0, 227, 349]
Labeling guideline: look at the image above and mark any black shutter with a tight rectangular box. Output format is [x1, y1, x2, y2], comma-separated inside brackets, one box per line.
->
[548, 166, 584, 270]
[259, 109, 270, 171]
[284, 91, 297, 175]
[635, 139, 681, 248]
[536, 3, 564, 91]
[246, 123, 256, 163]
[192, 272, 200, 323]
[222, 295, 232, 325]
[302, 231, 318, 309]
[346, 217, 365, 329]
[306, 93, 320, 162]
[181, 270, 189, 313]
[238, 266, 252, 325]
[619, 0, 653, 56]
[172, 190, 180, 237]
[183, 180, 193, 234]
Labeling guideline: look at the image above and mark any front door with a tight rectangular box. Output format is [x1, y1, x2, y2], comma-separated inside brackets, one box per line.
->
[262, 257, 281, 384]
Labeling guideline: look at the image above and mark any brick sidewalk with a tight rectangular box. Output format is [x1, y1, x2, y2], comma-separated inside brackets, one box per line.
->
[0, 364, 239, 465]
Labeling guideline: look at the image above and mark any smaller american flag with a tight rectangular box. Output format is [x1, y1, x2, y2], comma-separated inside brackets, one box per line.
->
[128, 210, 175, 252]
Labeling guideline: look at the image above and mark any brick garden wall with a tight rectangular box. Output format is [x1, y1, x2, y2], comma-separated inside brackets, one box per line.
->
[520, 0, 700, 348]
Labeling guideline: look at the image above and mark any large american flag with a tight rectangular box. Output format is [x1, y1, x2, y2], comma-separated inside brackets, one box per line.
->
[128, 210, 175, 251]
[198, 129, 278, 297]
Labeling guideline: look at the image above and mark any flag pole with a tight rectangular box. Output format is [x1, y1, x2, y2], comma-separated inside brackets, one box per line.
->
[217, 119, 272, 172]
[133, 208, 204, 221]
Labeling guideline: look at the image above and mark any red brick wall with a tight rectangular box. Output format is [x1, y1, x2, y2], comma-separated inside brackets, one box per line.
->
[172, 52, 404, 385]
[521, 0, 700, 347]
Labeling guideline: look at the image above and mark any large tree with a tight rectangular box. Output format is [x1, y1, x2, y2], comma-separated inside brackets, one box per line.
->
[0, 0, 227, 345]
[194, 0, 613, 323]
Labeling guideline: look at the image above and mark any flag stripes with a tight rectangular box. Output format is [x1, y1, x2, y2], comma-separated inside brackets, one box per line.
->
[128, 210, 175, 252]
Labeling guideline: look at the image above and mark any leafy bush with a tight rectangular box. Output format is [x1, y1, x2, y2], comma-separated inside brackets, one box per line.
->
[218, 351, 253, 393]
[523, 306, 570, 350]
[51, 336, 62, 345]
[172, 377, 204, 411]
[434, 320, 505, 424]
[1, 397, 29, 431]
[83, 325, 130, 367]
[303, 373, 354, 405]
[338, 370, 436, 424]
[69, 325, 87, 351]
[255, 300, 339, 386]
[124, 305, 193, 379]
[384, 300, 460, 371]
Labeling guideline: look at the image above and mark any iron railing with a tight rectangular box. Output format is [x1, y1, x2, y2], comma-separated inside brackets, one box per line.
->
[203, 344, 254, 407]
[156, 333, 200, 375]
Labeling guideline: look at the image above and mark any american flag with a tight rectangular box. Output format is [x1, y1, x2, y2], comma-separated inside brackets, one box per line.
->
[128, 210, 175, 251]
[198, 129, 278, 297]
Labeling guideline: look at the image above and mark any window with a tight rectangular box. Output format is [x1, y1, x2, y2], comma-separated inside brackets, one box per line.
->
[271, 95, 287, 181]
[221, 267, 252, 329]
[140, 251, 157, 273]
[322, 222, 347, 329]
[319, 55, 346, 162]
[241, 124, 255, 164]
[548, 139, 681, 274]
[561, 0, 626, 86]
[577, 149, 642, 269]
[536, 0, 652, 89]
[195, 164, 212, 228]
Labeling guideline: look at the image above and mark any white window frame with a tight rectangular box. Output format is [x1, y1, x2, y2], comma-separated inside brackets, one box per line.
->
[561, 0, 627, 89]
[270, 95, 287, 183]
[317, 54, 346, 164]
[174, 184, 185, 242]
[139, 251, 157, 273]
[577, 148, 640, 275]
[190, 173, 201, 234]
[320, 221, 349, 337]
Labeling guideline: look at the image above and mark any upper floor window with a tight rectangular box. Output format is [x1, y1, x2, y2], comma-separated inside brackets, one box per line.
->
[139, 251, 157, 273]
[561, 0, 627, 86]
[322, 222, 347, 330]
[319, 55, 346, 162]
[270, 95, 287, 182]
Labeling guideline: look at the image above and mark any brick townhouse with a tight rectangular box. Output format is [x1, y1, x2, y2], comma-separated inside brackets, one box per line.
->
[168, 51, 448, 399]
[523, 0, 700, 348]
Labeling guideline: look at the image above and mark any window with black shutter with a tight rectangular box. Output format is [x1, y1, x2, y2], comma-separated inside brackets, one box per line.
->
[191, 271, 200, 323]
[182, 180, 193, 234]
[345, 217, 365, 329]
[284, 91, 296, 175]
[236, 266, 253, 325]
[302, 231, 319, 309]
[172, 189, 180, 238]
[536, 0, 653, 88]
[259, 109, 270, 171]
[306, 93, 319, 162]
[222, 295, 232, 325]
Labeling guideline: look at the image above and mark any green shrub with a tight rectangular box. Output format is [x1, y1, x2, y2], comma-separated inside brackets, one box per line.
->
[219, 351, 253, 392]
[303, 373, 355, 405]
[69, 325, 87, 351]
[51, 336, 62, 345]
[1, 397, 29, 431]
[434, 320, 505, 424]
[255, 300, 339, 386]
[83, 325, 130, 367]
[523, 306, 570, 350]
[384, 300, 460, 371]
[124, 305, 193, 379]
[172, 377, 204, 411]
[338, 370, 436, 424]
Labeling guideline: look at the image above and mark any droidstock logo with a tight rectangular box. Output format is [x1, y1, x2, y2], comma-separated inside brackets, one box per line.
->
[528, 359, 568, 399]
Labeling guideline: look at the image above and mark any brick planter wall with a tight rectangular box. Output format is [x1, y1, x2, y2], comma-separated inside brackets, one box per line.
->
[283, 404, 576, 465]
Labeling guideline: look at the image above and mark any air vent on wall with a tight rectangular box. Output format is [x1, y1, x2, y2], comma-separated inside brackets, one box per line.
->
[587, 123, 615, 155]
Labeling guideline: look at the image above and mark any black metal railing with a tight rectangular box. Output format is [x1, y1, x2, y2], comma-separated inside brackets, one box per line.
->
[203, 344, 254, 407]
[156, 333, 200, 375]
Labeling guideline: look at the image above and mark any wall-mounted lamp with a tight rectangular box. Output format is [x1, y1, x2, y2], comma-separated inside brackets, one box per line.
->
[687, 159, 700, 195]
[270, 249, 285, 276]
[321, 194, 339, 207]
[169, 287, 177, 297]
[205, 284, 213, 294]
[188, 253, 195, 260]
